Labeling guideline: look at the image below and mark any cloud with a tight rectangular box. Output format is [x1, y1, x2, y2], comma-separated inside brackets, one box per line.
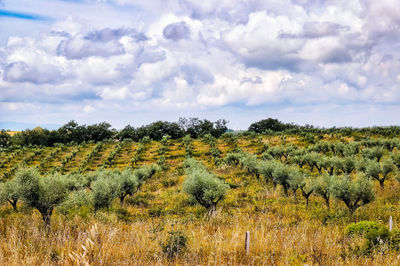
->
[57, 34, 125, 59]
[0, 0, 400, 129]
[3, 61, 63, 84]
[163, 21, 191, 41]
[85, 27, 147, 42]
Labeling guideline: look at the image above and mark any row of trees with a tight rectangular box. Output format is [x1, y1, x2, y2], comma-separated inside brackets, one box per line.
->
[0, 164, 160, 228]
[225, 151, 381, 214]
[247, 118, 400, 137]
[3, 117, 400, 148]
[1, 118, 228, 147]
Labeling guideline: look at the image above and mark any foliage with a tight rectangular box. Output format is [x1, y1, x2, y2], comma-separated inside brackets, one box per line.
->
[15, 168, 69, 227]
[90, 170, 121, 211]
[161, 230, 188, 258]
[0, 178, 20, 210]
[248, 118, 295, 133]
[183, 158, 229, 216]
[330, 175, 375, 215]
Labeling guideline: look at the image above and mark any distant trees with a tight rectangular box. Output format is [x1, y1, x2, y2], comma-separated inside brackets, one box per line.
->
[3, 118, 229, 147]
[0, 130, 11, 147]
[248, 118, 295, 133]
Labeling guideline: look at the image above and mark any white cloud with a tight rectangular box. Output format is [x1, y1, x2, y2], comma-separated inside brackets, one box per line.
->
[0, 0, 399, 128]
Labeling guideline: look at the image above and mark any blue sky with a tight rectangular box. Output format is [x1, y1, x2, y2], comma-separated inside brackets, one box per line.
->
[0, 0, 400, 130]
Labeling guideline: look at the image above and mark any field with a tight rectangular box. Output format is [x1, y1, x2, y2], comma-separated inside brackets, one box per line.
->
[1, 133, 400, 265]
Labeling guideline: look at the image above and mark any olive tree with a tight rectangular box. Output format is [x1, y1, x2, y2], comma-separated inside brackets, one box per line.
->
[16, 168, 69, 227]
[362, 147, 385, 162]
[134, 164, 160, 191]
[271, 163, 300, 196]
[117, 168, 139, 205]
[90, 170, 121, 211]
[183, 158, 229, 216]
[0, 179, 20, 210]
[288, 171, 314, 206]
[312, 174, 333, 210]
[330, 174, 375, 215]
[365, 160, 394, 189]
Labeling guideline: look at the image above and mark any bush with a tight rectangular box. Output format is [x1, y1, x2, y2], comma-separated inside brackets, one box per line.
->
[345, 221, 382, 236]
[161, 230, 188, 258]
[345, 221, 390, 254]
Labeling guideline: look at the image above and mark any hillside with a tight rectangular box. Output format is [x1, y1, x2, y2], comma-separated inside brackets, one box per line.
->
[0, 133, 400, 264]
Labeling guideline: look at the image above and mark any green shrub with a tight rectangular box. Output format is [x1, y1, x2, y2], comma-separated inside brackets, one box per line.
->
[345, 221, 390, 254]
[115, 208, 133, 223]
[161, 230, 188, 258]
[345, 221, 382, 236]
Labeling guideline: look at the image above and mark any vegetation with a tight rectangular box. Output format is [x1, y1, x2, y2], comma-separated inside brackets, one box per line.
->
[1, 118, 400, 264]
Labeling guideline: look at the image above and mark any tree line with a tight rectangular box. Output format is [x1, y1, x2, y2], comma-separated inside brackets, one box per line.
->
[1, 117, 400, 147]
[0, 118, 228, 147]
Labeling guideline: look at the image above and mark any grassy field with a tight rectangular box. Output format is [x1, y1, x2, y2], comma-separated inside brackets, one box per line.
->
[1, 134, 400, 265]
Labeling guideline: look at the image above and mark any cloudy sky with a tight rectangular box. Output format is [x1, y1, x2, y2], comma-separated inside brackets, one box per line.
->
[0, 0, 399, 130]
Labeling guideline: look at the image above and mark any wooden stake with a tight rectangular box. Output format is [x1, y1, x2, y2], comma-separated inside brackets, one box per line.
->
[389, 216, 393, 232]
[245, 231, 250, 254]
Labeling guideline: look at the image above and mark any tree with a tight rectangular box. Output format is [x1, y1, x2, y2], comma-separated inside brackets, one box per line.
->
[183, 158, 229, 216]
[90, 170, 121, 211]
[248, 118, 294, 133]
[0, 130, 11, 147]
[330, 175, 375, 215]
[86, 122, 114, 142]
[365, 160, 394, 189]
[362, 147, 385, 162]
[271, 163, 297, 196]
[313, 174, 333, 210]
[134, 164, 160, 191]
[0, 179, 20, 210]
[289, 172, 313, 207]
[16, 168, 69, 227]
[117, 168, 139, 205]
[258, 161, 277, 186]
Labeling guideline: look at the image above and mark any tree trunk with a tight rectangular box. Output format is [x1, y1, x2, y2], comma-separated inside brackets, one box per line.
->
[41, 209, 53, 229]
[379, 179, 385, 189]
[305, 196, 309, 208]
[208, 205, 216, 217]
[283, 185, 289, 197]
[11, 200, 17, 211]
[324, 197, 330, 211]
[119, 194, 126, 205]
[8, 199, 17, 211]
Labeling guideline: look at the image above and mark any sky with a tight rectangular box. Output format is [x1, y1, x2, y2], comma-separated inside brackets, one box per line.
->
[0, 0, 400, 130]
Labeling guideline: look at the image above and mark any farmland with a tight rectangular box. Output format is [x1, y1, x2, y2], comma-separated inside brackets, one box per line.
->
[1, 128, 400, 265]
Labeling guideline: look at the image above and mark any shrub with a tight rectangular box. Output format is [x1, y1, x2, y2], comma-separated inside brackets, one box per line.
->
[345, 221, 390, 254]
[161, 230, 188, 258]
